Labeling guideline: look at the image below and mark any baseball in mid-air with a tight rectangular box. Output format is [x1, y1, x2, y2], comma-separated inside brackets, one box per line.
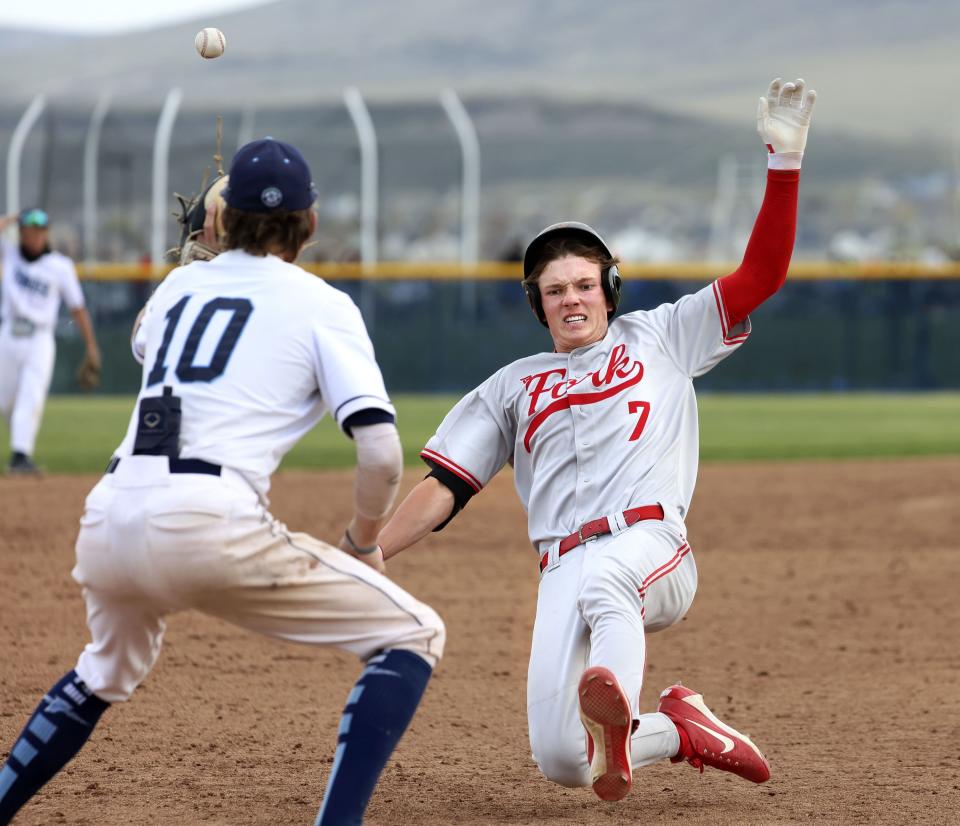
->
[195, 28, 226, 59]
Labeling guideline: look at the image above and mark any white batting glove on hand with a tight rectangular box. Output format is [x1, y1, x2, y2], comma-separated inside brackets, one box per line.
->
[757, 77, 816, 170]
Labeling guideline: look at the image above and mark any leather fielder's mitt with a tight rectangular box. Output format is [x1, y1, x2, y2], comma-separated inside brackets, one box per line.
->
[77, 353, 101, 391]
[170, 115, 230, 265]
[172, 174, 229, 265]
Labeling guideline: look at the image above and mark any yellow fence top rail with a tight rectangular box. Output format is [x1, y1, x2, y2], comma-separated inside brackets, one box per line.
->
[76, 260, 960, 282]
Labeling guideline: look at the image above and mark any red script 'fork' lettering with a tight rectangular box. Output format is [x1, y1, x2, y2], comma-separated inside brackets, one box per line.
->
[521, 345, 644, 451]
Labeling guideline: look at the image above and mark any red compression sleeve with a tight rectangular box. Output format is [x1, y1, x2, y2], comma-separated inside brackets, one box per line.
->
[717, 169, 800, 327]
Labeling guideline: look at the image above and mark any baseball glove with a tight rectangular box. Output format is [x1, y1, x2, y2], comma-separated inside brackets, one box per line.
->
[76, 353, 101, 391]
[172, 174, 229, 265]
[170, 116, 231, 266]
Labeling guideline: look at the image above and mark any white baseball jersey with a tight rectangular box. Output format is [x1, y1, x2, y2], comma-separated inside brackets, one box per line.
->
[422, 281, 749, 555]
[0, 240, 86, 330]
[118, 249, 394, 497]
[72, 248, 443, 709]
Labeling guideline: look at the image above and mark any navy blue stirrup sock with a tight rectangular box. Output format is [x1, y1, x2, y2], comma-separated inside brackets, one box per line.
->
[0, 671, 109, 825]
[316, 649, 433, 826]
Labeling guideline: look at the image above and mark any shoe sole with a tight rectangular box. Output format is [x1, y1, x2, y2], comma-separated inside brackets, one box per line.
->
[578, 667, 632, 802]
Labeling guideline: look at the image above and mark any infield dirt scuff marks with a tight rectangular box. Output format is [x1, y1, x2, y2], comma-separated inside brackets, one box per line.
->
[1, 457, 958, 824]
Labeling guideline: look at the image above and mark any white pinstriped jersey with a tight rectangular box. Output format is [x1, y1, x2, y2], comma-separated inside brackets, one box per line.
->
[0, 240, 85, 329]
[118, 249, 394, 496]
[422, 281, 749, 555]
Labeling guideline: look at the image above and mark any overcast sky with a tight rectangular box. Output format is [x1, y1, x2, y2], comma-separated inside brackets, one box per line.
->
[0, 0, 266, 33]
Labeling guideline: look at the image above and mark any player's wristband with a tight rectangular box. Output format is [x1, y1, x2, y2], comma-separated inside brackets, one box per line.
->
[768, 150, 803, 170]
[343, 528, 381, 555]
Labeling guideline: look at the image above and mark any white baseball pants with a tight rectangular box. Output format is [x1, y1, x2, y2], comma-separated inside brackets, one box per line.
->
[527, 517, 697, 787]
[0, 328, 55, 456]
[72, 455, 445, 703]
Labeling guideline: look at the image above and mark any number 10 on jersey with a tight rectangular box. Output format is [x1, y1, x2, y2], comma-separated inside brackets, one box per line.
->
[147, 296, 253, 386]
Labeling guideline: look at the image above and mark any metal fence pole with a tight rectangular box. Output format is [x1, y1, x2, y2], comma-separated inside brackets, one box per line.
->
[83, 92, 113, 264]
[440, 89, 480, 316]
[237, 104, 256, 151]
[708, 154, 736, 263]
[343, 87, 379, 328]
[5, 94, 47, 242]
[151, 88, 183, 267]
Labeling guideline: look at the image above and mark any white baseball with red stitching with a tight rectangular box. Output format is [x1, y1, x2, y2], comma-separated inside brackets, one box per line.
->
[195, 27, 226, 59]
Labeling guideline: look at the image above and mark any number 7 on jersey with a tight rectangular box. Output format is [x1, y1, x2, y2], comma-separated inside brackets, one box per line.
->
[627, 400, 651, 441]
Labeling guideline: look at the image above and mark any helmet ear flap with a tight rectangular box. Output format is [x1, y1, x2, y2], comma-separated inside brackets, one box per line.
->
[603, 264, 623, 318]
[523, 281, 549, 327]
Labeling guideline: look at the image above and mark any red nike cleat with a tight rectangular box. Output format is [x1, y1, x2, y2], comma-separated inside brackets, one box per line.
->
[578, 666, 633, 801]
[658, 684, 770, 783]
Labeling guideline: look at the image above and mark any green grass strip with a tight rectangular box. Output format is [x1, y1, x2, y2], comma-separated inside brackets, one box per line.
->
[11, 392, 960, 474]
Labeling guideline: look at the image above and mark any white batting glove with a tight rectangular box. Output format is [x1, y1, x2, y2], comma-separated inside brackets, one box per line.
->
[757, 77, 816, 170]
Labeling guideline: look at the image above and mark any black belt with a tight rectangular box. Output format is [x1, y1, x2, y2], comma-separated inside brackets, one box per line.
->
[106, 456, 221, 476]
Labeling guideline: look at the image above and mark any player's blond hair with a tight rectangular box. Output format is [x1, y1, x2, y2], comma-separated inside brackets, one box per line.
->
[222, 207, 314, 259]
[523, 237, 619, 291]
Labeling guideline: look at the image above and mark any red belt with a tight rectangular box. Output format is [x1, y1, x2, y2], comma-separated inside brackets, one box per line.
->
[539, 504, 665, 572]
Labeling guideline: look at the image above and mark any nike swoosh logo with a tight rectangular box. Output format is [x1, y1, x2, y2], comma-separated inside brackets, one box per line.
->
[362, 668, 404, 679]
[44, 697, 92, 728]
[687, 719, 735, 754]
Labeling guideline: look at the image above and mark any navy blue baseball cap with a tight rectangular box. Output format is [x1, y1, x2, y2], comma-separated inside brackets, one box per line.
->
[18, 207, 50, 228]
[223, 138, 317, 212]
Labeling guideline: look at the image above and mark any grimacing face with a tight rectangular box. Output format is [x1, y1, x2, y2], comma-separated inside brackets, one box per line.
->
[538, 255, 613, 353]
[19, 225, 49, 258]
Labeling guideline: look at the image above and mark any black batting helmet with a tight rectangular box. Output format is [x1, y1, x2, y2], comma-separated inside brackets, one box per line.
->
[521, 221, 622, 327]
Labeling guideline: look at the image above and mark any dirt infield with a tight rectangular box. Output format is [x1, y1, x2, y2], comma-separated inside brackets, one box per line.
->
[2, 457, 959, 825]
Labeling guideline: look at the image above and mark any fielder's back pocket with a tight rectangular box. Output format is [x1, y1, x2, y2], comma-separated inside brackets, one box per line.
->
[145, 506, 234, 601]
[147, 508, 229, 532]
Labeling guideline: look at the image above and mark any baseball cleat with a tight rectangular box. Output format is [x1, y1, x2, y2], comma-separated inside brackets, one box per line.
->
[578, 666, 634, 801]
[658, 684, 770, 783]
[6, 452, 41, 477]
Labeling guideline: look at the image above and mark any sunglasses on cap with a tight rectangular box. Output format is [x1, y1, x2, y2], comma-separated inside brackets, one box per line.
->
[19, 208, 50, 228]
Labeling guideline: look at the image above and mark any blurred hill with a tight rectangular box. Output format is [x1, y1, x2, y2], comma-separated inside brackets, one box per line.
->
[0, 28, 80, 51]
[1, 0, 957, 141]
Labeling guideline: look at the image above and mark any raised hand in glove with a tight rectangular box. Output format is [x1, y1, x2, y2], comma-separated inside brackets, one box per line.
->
[77, 349, 102, 391]
[757, 77, 816, 169]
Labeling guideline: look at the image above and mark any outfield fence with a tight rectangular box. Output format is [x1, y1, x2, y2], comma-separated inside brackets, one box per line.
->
[43, 262, 960, 395]
[75, 261, 960, 282]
